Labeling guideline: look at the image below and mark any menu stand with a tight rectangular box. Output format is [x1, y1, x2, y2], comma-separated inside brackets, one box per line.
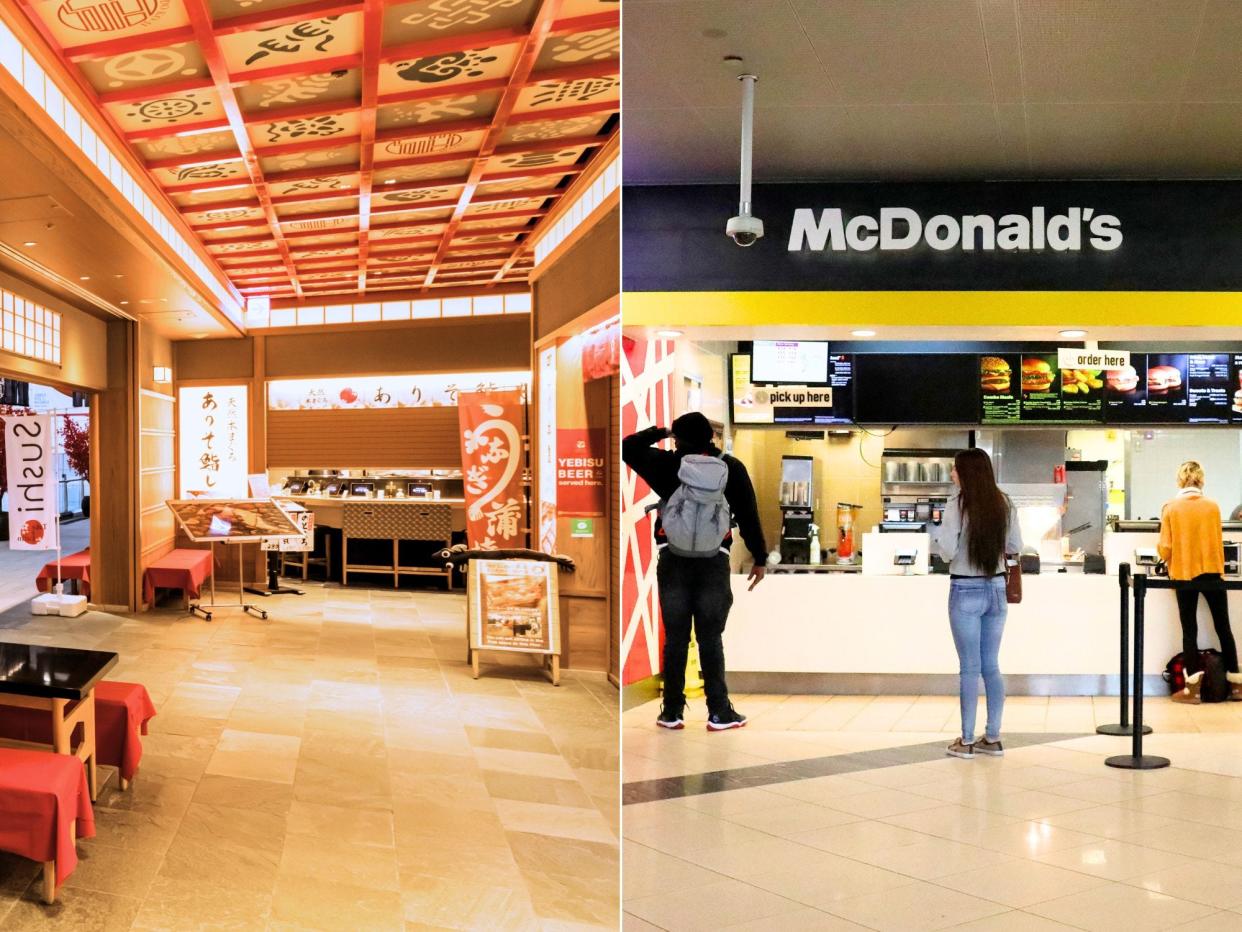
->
[190, 540, 268, 623]
[1097, 563, 1152, 737]
[1106, 572, 1169, 770]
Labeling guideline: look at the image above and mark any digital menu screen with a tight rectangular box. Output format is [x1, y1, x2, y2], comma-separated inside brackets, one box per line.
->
[854, 355, 977, 423]
[730, 354, 853, 425]
[980, 354, 1103, 424]
[1106, 353, 1231, 424]
[750, 340, 830, 384]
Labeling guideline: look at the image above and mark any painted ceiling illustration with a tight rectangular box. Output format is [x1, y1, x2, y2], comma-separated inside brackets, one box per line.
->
[14, 0, 619, 301]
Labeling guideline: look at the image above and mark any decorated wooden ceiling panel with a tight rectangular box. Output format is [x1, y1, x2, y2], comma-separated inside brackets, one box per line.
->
[15, 0, 618, 300]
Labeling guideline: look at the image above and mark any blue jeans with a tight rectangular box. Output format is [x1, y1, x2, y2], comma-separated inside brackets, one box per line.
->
[948, 576, 1008, 743]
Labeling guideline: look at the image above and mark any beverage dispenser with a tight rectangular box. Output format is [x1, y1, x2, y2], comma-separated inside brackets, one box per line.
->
[779, 455, 815, 564]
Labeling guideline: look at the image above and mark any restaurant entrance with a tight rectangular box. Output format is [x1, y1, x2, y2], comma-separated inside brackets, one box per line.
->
[0, 377, 93, 614]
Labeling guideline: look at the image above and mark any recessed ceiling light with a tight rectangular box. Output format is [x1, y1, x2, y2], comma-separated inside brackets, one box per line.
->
[656, 329, 683, 338]
[851, 329, 876, 337]
[22, 241, 36, 247]
[114, 274, 124, 279]
[119, 300, 129, 305]
[79, 275, 89, 281]
[384, 179, 396, 185]
[1059, 329, 1087, 338]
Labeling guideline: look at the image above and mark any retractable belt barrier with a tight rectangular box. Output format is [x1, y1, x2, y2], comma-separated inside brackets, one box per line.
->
[1106, 571, 1242, 771]
[1097, 563, 1152, 739]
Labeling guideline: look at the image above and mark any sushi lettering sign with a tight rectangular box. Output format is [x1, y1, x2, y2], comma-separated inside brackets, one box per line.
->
[178, 386, 248, 499]
[1058, 348, 1130, 370]
[3, 414, 59, 551]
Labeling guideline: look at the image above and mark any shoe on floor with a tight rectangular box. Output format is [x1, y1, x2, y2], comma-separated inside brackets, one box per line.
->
[1172, 671, 1203, 705]
[656, 707, 684, 729]
[946, 738, 975, 759]
[706, 706, 747, 731]
[974, 737, 1004, 756]
[1228, 672, 1242, 702]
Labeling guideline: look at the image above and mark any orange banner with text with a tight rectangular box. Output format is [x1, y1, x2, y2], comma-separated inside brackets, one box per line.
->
[458, 390, 527, 549]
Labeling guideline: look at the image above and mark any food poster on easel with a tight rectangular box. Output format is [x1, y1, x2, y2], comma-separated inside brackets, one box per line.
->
[469, 559, 559, 655]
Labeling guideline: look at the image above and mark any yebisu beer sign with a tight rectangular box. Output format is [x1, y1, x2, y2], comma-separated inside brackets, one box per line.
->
[621, 181, 1242, 293]
[787, 206, 1122, 253]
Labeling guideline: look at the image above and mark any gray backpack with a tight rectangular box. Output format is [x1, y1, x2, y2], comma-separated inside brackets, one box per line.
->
[649, 454, 732, 558]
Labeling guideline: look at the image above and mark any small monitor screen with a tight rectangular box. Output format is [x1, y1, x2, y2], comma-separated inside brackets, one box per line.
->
[284, 479, 305, 494]
[855, 355, 978, 423]
[751, 340, 830, 384]
[350, 482, 373, 496]
[323, 481, 340, 495]
[407, 482, 433, 498]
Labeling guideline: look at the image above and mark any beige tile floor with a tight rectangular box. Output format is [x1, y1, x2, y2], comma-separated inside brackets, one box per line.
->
[0, 519, 90, 609]
[0, 580, 619, 931]
[623, 694, 1242, 931]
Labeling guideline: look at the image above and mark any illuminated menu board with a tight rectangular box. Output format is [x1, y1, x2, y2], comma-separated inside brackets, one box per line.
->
[1104, 353, 1232, 424]
[979, 354, 1103, 424]
[730, 354, 853, 425]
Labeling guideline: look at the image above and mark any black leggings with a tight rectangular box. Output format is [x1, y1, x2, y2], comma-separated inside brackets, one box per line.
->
[1176, 574, 1239, 675]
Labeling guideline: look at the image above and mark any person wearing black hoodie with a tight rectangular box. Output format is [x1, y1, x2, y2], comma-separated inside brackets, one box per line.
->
[622, 412, 768, 731]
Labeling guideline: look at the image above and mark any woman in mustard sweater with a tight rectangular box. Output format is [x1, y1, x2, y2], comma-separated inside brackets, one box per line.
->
[1159, 461, 1242, 703]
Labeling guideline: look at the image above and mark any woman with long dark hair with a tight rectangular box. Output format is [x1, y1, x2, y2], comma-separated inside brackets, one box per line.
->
[933, 448, 1023, 759]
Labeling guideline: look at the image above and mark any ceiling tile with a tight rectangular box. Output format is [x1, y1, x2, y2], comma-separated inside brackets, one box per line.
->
[1017, 0, 1206, 102]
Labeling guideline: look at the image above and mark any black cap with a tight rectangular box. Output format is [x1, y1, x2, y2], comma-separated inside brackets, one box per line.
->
[671, 411, 713, 452]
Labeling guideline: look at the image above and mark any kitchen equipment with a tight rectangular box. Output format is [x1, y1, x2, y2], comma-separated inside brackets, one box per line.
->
[836, 502, 862, 564]
[1225, 541, 1241, 577]
[1063, 461, 1108, 558]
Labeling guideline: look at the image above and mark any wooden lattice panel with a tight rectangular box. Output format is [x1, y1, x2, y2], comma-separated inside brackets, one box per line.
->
[14, 0, 619, 301]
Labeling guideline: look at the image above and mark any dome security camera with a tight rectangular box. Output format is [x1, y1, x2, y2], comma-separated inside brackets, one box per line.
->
[726, 213, 764, 247]
[726, 73, 762, 248]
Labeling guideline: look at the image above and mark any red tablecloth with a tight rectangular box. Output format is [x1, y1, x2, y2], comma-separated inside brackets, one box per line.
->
[0, 682, 157, 782]
[0, 747, 94, 884]
[35, 549, 91, 599]
[142, 549, 213, 604]
[95, 682, 156, 781]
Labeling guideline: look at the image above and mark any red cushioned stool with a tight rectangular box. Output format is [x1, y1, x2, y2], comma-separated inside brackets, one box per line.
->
[94, 681, 157, 791]
[0, 747, 95, 904]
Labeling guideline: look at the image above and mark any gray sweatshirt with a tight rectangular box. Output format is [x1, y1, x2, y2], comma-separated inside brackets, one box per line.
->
[933, 492, 1024, 576]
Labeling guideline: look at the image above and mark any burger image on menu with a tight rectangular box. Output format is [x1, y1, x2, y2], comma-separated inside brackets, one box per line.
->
[1147, 365, 1183, 396]
[1106, 366, 1140, 393]
[980, 357, 1011, 393]
[1021, 357, 1055, 393]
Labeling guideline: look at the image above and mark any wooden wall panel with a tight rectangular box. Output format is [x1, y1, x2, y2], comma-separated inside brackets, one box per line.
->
[264, 318, 532, 378]
[532, 206, 619, 341]
[140, 468, 174, 508]
[609, 373, 620, 683]
[139, 389, 174, 431]
[138, 384, 176, 574]
[141, 433, 173, 466]
[565, 598, 609, 675]
[266, 407, 476, 468]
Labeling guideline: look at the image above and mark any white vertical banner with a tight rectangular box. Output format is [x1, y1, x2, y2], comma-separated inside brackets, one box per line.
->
[179, 386, 249, 498]
[4, 414, 59, 551]
[537, 345, 558, 554]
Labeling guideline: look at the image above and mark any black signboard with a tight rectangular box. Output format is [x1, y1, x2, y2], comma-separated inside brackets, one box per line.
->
[854, 355, 977, 424]
[624, 181, 1242, 294]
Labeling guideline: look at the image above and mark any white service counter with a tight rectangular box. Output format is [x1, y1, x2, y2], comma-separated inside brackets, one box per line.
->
[724, 530, 1242, 682]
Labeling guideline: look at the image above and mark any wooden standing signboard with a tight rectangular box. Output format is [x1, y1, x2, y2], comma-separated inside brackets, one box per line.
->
[467, 559, 560, 686]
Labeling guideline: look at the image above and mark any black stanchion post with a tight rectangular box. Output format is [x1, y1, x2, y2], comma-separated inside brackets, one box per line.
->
[1107, 572, 1170, 770]
[1098, 562, 1151, 737]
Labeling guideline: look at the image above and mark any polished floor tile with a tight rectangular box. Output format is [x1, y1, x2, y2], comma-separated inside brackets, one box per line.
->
[0, 583, 617, 929]
[624, 692, 1242, 932]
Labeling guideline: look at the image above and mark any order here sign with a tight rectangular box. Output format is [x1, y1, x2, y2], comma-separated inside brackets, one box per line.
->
[1057, 348, 1130, 370]
[557, 428, 606, 516]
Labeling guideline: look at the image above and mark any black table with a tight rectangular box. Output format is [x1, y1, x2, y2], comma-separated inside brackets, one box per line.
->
[0, 643, 118, 800]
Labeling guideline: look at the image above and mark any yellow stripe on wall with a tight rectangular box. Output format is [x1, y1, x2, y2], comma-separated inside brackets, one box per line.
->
[622, 291, 1242, 328]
